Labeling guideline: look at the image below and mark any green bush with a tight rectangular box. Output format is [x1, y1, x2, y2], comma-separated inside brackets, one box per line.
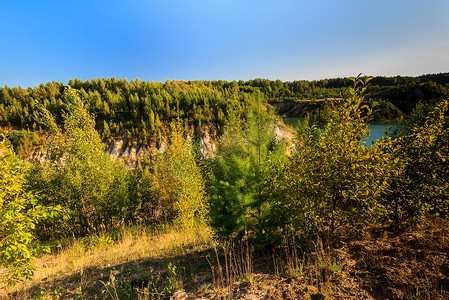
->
[27, 88, 130, 237]
[152, 120, 208, 228]
[127, 166, 160, 223]
[265, 76, 393, 244]
[0, 133, 58, 286]
[386, 99, 449, 225]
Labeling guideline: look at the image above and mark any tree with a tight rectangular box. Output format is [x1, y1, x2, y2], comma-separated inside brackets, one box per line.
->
[0, 133, 57, 286]
[266, 75, 393, 243]
[386, 99, 449, 225]
[28, 87, 130, 237]
[102, 120, 111, 139]
[152, 120, 208, 229]
[209, 93, 286, 242]
[149, 108, 156, 131]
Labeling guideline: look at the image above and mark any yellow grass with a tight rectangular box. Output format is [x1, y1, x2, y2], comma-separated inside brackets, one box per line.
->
[3, 223, 212, 299]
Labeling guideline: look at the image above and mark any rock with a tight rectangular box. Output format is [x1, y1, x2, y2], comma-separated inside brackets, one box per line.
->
[170, 291, 187, 300]
[198, 130, 217, 158]
[158, 141, 166, 153]
[121, 146, 130, 158]
[274, 121, 296, 141]
[109, 139, 124, 158]
[129, 145, 137, 160]
[195, 123, 218, 158]
[137, 147, 145, 158]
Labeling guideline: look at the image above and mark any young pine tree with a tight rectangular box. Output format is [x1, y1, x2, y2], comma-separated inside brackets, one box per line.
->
[210, 93, 286, 242]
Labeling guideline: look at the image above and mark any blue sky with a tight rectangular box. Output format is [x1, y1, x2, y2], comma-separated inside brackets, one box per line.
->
[1, 0, 449, 88]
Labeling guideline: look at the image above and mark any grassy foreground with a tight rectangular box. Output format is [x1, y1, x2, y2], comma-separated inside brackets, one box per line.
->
[2, 224, 212, 299]
[2, 219, 449, 299]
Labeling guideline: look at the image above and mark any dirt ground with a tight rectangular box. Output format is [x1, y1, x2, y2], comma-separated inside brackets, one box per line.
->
[189, 219, 449, 300]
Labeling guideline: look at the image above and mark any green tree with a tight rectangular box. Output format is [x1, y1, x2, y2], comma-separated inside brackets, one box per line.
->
[28, 88, 130, 237]
[266, 76, 393, 243]
[149, 109, 156, 131]
[127, 166, 160, 223]
[0, 133, 58, 286]
[102, 120, 111, 139]
[386, 99, 449, 225]
[152, 120, 208, 228]
[209, 94, 286, 242]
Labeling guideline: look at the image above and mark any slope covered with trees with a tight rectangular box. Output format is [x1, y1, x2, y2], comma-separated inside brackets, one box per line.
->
[1, 74, 448, 154]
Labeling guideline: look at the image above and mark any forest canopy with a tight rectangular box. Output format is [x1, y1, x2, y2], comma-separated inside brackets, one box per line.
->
[1, 73, 448, 136]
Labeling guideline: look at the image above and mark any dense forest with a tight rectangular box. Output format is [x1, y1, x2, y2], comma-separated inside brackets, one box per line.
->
[1, 74, 448, 298]
[1, 73, 448, 144]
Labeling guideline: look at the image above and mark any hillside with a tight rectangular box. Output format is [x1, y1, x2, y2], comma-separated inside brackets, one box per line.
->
[3, 74, 444, 163]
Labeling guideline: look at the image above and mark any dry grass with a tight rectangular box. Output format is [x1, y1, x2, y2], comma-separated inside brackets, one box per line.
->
[2, 223, 212, 299]
[2, 220, 448, 299]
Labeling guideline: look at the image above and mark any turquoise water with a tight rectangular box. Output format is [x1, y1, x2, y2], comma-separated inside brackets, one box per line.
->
[282, 117, 397, 146]
[364, 123, 397, 145]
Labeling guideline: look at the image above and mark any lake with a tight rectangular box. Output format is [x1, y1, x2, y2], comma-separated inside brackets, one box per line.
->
[282, 117, 398, 145]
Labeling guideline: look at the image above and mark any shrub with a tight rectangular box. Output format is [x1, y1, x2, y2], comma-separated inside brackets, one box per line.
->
[152, 120, 208, 228]
[265, 75, 393, 244]
[386, 99, 449, 225]
[0, 133, 57, 286]
[27, 87, 130, 237]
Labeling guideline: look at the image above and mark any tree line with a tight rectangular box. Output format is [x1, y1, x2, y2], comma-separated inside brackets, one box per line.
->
[1, 74, 448, 157]
[1, 73, 448, 132]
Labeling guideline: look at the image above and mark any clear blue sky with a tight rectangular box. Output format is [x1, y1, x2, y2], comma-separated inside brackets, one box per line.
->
[1, 0, 449, 88]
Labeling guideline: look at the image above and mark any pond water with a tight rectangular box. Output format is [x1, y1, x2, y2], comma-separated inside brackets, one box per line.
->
[282, 117, 398, 146]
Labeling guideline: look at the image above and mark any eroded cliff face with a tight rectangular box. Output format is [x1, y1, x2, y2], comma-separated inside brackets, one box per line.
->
[195, 123, 218, 159]
[102, 123, 229, 166]
[24, 120, 296, 168]
[28, 149, 47, 164]
[272, 100, 334, 118]
[106, 138, 146, 168]
[24, 124, 220, 168]
[103, 123, 221, 168]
